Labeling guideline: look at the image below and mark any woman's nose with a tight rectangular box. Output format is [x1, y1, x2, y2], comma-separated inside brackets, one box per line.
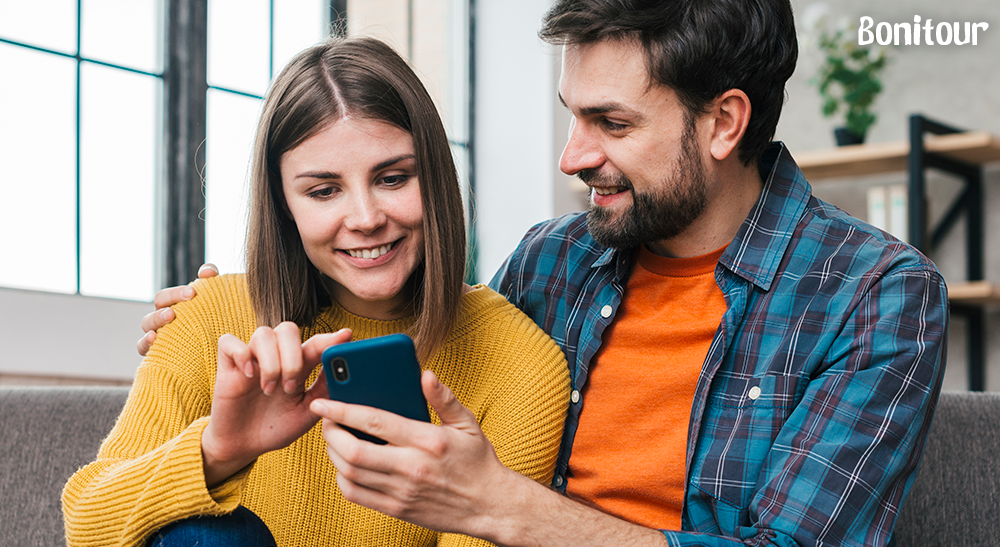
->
[343, 191, 387, 234]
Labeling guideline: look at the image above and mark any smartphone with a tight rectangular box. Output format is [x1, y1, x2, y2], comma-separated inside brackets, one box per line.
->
[321, 333, 431, 444]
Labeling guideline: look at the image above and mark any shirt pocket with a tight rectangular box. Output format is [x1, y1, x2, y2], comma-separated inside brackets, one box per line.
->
[689, 374, 800, 525]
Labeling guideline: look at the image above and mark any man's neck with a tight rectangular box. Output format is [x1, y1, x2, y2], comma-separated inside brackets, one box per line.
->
[645, 160, 764, 259]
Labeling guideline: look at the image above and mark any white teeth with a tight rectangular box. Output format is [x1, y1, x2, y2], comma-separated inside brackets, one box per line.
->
[593, 186, 623, 196]
[347, 243, 393, 259]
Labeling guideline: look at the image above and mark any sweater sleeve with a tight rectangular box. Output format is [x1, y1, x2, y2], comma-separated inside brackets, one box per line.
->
[477, 315, 570, 485]
[431, 294, 571, 547]
[62, 277, 254, 547]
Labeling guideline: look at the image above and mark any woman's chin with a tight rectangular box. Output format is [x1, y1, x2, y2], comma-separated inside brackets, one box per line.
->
[330, 282, 412, 320]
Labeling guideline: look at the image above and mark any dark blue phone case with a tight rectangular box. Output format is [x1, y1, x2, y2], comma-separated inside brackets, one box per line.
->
[321, 333, 430, 444]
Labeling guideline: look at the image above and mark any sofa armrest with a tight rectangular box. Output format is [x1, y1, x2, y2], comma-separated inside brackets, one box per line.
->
[894, 391, 1000, 546]
[0, 386, 129, 547]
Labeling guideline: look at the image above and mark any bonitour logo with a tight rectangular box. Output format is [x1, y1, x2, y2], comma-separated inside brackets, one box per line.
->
[859, 16, 989, 45]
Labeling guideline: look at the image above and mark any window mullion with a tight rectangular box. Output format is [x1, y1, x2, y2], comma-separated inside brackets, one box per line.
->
[162, 0, 208, 288]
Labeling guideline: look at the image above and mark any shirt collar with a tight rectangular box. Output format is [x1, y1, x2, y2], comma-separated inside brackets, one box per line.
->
[719, 141, 811, 291]
[591, 247, 617, 268]
[590, 245, 635, 287]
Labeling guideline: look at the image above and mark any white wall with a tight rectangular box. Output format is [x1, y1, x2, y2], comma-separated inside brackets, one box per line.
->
[780, 0, 1000, 150]
[473, 0, 565, 282]
[0, 287, 149, 382]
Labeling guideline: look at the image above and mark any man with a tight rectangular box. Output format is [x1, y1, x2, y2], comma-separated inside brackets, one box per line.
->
[143, 1, 948, 544]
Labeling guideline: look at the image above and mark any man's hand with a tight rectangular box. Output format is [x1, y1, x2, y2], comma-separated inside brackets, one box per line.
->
[311, 371, 670, 546]
[310, 371, 512, 537]
[137, 263, 219, 356]
[201, 325, 352, 487]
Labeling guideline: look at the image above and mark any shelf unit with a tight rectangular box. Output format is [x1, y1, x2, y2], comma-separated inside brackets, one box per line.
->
[796, 131, 1000, 180]
[795, 115, 1000, 390]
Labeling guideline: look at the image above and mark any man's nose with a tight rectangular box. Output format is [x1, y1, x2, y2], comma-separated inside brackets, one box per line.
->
[559, 119, 605, 175]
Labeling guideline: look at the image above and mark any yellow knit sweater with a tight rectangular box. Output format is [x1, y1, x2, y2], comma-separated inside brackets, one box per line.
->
[62, 275, 569, 547]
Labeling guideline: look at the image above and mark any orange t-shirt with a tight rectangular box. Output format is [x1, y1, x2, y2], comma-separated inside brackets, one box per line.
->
[565, 244, 728, 530]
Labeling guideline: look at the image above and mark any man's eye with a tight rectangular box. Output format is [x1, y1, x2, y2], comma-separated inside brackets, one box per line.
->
[601, 118, 628, 132]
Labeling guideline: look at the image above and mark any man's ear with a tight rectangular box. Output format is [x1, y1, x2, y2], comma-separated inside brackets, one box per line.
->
[707, 89, 751, 161]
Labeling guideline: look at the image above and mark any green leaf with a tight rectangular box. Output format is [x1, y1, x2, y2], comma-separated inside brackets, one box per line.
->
[822, 98, 838, 117]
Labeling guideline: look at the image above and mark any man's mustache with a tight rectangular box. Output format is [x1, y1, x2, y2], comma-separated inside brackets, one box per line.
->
[577, 168, 633, 189]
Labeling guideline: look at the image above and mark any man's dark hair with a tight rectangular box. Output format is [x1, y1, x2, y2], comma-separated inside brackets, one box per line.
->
[540, 0, 798, 167]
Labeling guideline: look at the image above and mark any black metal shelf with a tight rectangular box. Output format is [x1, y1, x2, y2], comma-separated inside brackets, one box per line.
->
[796, 114, 1000, 390]
[910, 115, 990, 391]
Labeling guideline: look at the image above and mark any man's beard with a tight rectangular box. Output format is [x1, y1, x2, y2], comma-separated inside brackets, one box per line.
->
[583, 122, 708, 250]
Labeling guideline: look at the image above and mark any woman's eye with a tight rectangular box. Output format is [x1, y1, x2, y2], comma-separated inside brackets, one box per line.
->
[380, 174, 411, 187]
[308, 187, 335, 199]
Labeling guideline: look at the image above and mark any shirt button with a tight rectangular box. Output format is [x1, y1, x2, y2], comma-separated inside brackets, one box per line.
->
[600, 305, 613, 318]
[554, 475, 564, 487]
[748, 386, 762, 400]
[571, 390, 581, 404]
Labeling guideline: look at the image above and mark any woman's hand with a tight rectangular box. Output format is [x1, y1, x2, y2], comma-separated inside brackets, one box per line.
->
[201, 324, 352, 487]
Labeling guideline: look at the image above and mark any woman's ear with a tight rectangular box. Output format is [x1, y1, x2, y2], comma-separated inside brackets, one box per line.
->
[707, 89, 751, 162]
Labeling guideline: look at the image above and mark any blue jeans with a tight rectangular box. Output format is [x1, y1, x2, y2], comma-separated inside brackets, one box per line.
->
[146, 506, 277, 547]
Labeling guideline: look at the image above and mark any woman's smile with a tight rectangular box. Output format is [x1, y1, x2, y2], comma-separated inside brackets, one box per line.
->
[343, 241, 395, 260]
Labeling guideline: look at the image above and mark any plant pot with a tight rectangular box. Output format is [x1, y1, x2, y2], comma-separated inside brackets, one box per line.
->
[834, 127, 865, 146]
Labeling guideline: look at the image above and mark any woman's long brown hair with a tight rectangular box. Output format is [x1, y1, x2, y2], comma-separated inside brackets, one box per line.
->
[245, 36, 466, 360]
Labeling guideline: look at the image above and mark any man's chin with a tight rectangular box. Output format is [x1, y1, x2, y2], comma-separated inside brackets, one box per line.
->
[586, 207, 641, 249]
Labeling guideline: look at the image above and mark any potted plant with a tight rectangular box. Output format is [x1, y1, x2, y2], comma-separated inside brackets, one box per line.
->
[804, 5, 889, 145]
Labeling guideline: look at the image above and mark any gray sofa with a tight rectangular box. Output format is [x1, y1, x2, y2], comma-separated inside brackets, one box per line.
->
[2, 386, 130, 546]
[1, 387, 997, 546]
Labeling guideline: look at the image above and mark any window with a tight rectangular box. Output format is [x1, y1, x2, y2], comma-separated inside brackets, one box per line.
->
[0, 0, 162, 301]
[0, 0, 473, 300]
[0, 0, 330, 300]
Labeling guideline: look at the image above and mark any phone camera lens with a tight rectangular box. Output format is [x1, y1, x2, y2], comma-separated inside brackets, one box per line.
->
[331, 357, 350, 383]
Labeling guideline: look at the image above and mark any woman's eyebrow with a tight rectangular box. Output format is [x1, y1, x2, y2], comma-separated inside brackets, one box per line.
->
[293, 154, 416, 181]
[372, 154, 416, 172]
[296, 170, 340, 180]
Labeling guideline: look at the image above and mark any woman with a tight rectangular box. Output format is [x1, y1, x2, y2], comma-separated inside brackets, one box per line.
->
[62, 37, 569, 547]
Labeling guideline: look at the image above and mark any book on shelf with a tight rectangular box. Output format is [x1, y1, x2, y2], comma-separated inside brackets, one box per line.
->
[865, 184, 907, 243]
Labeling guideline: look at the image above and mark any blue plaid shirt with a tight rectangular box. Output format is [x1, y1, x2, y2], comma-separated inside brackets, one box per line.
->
[489, 143, 948, 546]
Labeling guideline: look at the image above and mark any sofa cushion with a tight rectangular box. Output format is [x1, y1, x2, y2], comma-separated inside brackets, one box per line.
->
[894, 391, 1000, 547]
[3, 388, 996, 546]
[0, 386, 129, 547]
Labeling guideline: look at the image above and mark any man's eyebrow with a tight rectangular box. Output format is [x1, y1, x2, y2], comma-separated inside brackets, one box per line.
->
[557, 93, 640, 118]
